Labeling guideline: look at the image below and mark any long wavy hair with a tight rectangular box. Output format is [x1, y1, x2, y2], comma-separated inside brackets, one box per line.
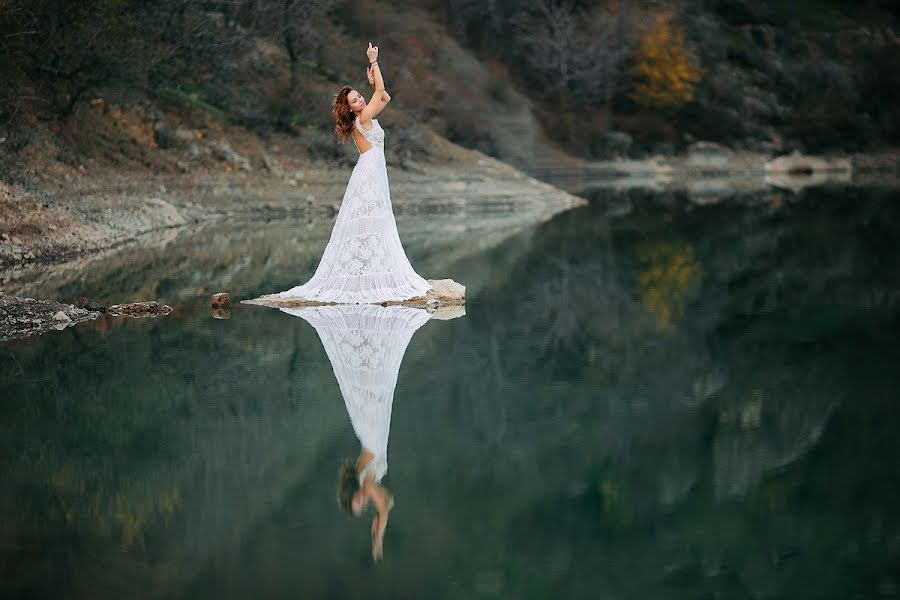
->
[337, 458, 360, 514]
[332, 86, 355, 144]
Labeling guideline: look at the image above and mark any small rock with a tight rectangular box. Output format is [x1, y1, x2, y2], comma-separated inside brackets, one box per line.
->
[1, 233, 9, 241]
[10, 236, 22, 245]
[211, 293, 230, 308]
[107, 301, 173, 318]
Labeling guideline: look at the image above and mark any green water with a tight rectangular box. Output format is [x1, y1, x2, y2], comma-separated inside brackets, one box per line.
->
[1, 185, 899, 599]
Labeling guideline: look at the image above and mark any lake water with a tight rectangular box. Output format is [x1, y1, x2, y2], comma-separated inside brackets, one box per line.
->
[1, 184, 899, 599]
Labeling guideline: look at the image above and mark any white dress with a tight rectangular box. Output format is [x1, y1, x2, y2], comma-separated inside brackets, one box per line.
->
[282, 304, 432, 482]
[277, 116, 432, 304]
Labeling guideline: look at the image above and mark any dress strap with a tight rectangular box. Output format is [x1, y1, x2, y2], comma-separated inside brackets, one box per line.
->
[355, 116, 375, 140]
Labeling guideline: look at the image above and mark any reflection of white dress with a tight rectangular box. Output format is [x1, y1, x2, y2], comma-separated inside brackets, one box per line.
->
[282, 304, 431, 482]
[277, 117, 432, 304]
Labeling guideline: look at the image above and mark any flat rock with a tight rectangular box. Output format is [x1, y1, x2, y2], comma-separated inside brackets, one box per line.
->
[107, 301, 173, 318]
[242, 278, 466, 312]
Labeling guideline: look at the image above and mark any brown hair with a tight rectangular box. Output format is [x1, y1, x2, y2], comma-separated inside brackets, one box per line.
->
[332, 86, 355, 144]
[337, 458, 360, 514]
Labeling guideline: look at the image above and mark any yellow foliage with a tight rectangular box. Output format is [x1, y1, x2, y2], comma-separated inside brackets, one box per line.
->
[637, 240, 700, 330]
[631, 14, 703, 108]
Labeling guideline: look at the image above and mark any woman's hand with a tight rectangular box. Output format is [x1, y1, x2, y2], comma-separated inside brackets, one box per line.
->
[366, 41, 379, 63]
[367, 65, 375, 87]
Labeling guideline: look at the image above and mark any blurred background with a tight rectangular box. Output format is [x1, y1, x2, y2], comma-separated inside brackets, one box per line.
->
[2, 0, 898, 177]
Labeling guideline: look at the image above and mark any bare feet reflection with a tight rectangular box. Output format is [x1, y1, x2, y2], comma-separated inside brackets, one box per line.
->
[282, 304, 463, 560]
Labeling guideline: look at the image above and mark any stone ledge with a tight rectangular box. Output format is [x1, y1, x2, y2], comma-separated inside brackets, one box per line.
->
[242, 278, 466, 312]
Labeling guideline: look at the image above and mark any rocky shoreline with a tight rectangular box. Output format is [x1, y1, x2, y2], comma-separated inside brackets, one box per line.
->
[0, 294, 100, 342]
[0, 150, 587, 274]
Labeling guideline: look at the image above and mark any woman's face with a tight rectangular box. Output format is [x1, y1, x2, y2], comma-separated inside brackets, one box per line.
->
[348, 89, 366, 113]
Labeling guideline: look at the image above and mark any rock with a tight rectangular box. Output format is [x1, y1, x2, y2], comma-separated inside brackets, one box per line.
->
[0, 294, 100, 341]
[52, 311, 71, 329]
[603, 130, 633, 155]
[211, 293, 230, 308]
[687, 141, 735, 166]
[107, 301, 173, 318]
[211, 141, 252, 171]
[241, 278, 467, 311]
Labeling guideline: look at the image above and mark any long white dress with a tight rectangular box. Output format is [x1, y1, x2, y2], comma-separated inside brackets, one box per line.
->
[277, 116, 432, 304]
[282, 304, 432, 482]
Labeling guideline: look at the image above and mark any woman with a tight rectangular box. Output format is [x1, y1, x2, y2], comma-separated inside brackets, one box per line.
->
[276, 42, 432, 304]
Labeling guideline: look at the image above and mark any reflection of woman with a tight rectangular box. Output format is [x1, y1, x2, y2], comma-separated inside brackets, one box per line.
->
[338, 451, 394, 560]
[281, 304, 431, 560]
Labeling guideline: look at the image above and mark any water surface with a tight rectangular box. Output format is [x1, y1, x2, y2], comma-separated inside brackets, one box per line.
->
[2, 185, 899, 599]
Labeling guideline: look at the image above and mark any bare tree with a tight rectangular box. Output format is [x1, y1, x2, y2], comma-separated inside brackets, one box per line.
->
[281, 0, 337, 94]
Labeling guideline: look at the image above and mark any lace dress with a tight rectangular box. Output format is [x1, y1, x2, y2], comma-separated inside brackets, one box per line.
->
[282, 304, 432, 482]
[277, 116, 432, 304]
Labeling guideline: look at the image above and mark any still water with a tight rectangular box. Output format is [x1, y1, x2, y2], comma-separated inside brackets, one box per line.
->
[1, 185, 899, 599]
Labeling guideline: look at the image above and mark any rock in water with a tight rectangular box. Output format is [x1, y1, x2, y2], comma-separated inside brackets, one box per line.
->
[211, 293, 230, 308]
[107, 301, 173, 318]
[0, 294, 99, 341]
[241, 278, 467, 312]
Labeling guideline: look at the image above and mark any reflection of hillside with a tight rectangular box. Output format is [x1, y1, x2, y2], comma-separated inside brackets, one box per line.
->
[0, 308, 354, 597]
[1, 187, 898, 598]
[383, 188, 900, 597]
[4, 197, 577, 303]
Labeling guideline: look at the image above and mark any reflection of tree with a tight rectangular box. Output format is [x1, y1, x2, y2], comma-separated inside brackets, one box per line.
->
[636, 240, 701, 330]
